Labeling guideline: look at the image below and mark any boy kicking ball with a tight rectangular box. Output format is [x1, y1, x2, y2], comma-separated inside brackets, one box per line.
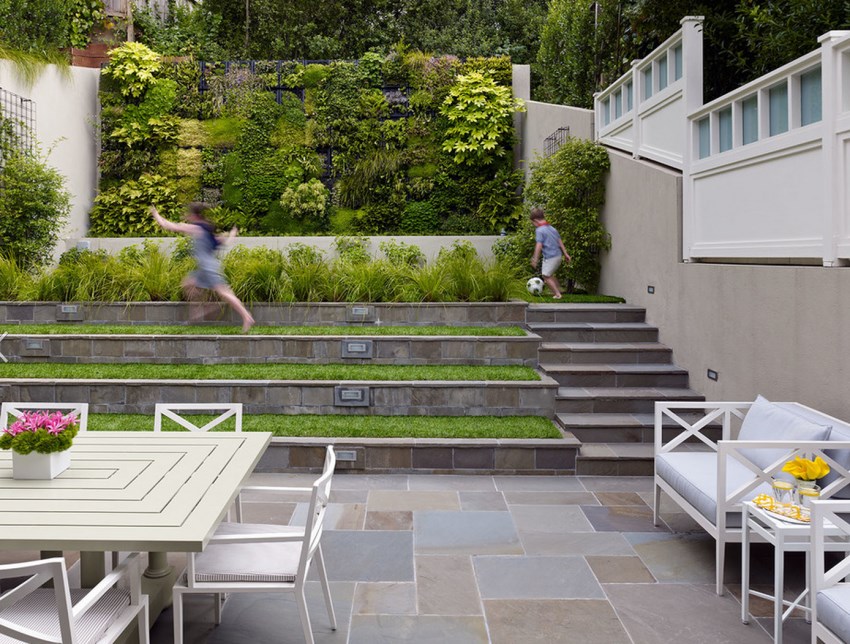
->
[529, 207, 571, 299]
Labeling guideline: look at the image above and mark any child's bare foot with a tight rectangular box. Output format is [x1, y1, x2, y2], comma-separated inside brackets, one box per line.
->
[241, 316, 255, 333]
[552, 294, 562, 299]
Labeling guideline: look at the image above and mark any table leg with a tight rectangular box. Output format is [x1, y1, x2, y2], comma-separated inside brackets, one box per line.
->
[144, 551, 173, 579]
[742, 507, 751, 624]
[805, 548, 812, 624]
[80, 551, 106, 589]
[775, 532, 784, 644]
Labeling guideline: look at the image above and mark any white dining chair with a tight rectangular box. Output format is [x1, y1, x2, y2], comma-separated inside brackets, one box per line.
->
[0, 554, 149, 644]
[172, 446, 337, 644]
[153, 403, 242, 433]
[811, 499, 850, 644]
[0, 402, 89, 432]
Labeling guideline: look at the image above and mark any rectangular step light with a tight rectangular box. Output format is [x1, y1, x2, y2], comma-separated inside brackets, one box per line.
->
[334, 385, 370, 407]
[56, 304, 84, 321]
[341, 339, 374, 358]
[707, 369, 719, 381]
[345, 305, 376, 323]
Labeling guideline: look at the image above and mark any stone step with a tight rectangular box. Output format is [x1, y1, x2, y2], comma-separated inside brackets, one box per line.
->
[526, 303, 646, 324]
[4, 333, 539, 367]
[538, 342, 673, 364]
[575, 443, 655, 476]
[556, 412, 721, 443]
[527, 322, 658, 343]
[555, 387, 704, 414]
[540, 363, 688, 388]
[0, 378, 558, 417]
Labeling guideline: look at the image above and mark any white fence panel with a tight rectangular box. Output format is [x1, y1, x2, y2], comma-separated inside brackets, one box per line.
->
[684, 31, 850, 263]
[595, 16, 703, 171]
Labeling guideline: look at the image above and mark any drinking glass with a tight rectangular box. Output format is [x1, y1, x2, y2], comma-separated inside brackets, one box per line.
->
[771, 479, 794, 508]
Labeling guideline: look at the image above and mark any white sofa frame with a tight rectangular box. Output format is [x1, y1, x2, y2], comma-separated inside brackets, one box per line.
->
[653, 401, 850, 595]
[811, 498, 850, 644]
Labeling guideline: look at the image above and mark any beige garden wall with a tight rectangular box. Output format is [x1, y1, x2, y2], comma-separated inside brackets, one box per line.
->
[0, 60, 100, 245]
[521, 101, 594, 176]
[599, 149, 850, 421]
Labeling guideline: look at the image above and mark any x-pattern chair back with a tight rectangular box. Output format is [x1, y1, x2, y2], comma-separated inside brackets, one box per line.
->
[153, 403, 242, 433]
[0, 402, 89, 433]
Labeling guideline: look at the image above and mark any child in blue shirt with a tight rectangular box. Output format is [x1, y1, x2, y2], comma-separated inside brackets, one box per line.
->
[530, 207, 571, 299]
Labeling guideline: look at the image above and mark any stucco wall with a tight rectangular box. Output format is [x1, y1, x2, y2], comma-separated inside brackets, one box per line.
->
[0, 61, 99, 245]
[599, 148, 850, 420]
[522, 101, 594, 175]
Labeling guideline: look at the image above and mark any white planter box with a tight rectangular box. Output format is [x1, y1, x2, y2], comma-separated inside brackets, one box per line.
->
[12, 450, 71, 480]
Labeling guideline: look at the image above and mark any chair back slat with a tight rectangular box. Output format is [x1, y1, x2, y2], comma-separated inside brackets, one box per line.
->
[0, 557, 75, 643]
[0, 402, 89, 433]
[300, 447, 336, 573]
[153, 403, 242, 432]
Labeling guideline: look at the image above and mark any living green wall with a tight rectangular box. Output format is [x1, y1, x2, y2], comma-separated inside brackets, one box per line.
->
[91, 44, 525, 238]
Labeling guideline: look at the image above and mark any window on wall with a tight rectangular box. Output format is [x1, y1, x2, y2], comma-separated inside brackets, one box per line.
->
[800, 67, 822, 126]
[658, 57, 668, 91]
[625, 80, 633, 111]
[614, 89, 622, 119]
[602, 97, 610, 126]
[718, 107, 733, 152]
[698, 117, 710, 159]
[769, 82, 789, 136]
[742, 95, 758, 145]
[673, 44, 683, 80]
[643, 67, 653, 100]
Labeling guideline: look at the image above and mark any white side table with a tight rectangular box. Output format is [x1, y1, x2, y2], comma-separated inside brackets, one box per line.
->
[741, 501, 847, 644]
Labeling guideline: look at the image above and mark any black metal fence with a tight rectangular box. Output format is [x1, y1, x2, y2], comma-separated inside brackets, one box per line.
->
[0, 87, 36, 171]
[543, 126, 570, 157]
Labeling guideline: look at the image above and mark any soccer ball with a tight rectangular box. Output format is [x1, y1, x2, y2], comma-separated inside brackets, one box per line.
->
[526, 277, 544, 295]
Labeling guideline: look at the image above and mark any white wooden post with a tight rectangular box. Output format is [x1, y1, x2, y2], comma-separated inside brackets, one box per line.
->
[819, 32, 844, 266]
[679, 15, 704, 262]
[630, 60, 641, 159]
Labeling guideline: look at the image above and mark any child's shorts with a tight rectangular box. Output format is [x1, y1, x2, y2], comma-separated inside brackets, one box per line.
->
[541, 255, 562, 277]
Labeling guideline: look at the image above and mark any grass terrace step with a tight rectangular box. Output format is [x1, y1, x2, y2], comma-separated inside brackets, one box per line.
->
[526, 303, 645, 324]
[0, 324, 527, 336]
[540, 363, 688, 387]
[555, 387, 704, 414]
[88, 413, 563, 439]
[0, 362, 539, 381]
[537, 342, 673, 364]
[527, 322, 658, 343]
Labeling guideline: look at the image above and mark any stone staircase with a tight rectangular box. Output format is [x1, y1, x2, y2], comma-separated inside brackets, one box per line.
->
[528, 303, 704, 475]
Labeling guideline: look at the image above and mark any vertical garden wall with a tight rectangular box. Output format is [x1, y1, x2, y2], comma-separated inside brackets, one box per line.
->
[91, 44, 526, 238]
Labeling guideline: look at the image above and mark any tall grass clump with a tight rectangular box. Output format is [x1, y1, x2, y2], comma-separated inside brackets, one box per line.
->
[0, 256, 34, 300]
[224, 246, 292, 303]
[118, 242, 188, 301]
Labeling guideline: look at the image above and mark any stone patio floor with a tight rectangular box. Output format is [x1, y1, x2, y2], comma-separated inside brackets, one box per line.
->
[139, 472, 818, 644]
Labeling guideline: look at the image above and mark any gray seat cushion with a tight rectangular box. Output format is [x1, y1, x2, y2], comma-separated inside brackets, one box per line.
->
[0, 588, 130, 644]
[656, 452, 772, 528]
[817, 585, 850, 642]
[192, 522, 305, 583]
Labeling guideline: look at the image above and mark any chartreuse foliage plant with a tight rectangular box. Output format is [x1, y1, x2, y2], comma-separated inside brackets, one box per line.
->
[440, 71, 525, 165]
[102, 42, 163, 99]
[494, 139, 611, 294]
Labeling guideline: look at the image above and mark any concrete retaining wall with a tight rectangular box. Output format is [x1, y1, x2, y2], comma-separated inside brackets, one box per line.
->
[522, 101, 594, 175]
[4, 333, 540, 367]
[258, 436, 578, 474]
[0, 378, 557, 417]
[599, 148, 850, 421]
[0, 301, 528, 326]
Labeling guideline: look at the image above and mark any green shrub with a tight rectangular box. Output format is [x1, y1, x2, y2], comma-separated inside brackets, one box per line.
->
[203, 118, 242, 148]
[334, 235, 371, 264]
[0, 256, 31, 299]
[379, 240, 424, 268]
[0, 152, 70, 269]
[89, 174, 181, 237]
[177, 119, 208, 147]
[400, 201, 438, 234]
[302, 64, 329, 89]
[522, 139, 611, 293]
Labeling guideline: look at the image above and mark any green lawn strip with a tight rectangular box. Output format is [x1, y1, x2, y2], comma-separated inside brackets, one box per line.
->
[0, 363, 539, 381]
[88, 413, 562, 439]
[1, 324, 526, 337]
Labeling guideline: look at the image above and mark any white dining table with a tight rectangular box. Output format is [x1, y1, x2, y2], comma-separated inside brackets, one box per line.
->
[0, 431, 271, 617]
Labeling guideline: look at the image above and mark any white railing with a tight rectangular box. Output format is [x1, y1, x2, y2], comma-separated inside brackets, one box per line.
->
[683, 30, 850, 264]
[594, 16, 703, 170]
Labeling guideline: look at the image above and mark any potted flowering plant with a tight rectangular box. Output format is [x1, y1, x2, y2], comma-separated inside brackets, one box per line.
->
[0, 411, 80, 479]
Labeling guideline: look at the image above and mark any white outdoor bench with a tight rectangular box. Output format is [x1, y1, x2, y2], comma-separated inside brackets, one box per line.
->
[653, 396, 850, 595]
